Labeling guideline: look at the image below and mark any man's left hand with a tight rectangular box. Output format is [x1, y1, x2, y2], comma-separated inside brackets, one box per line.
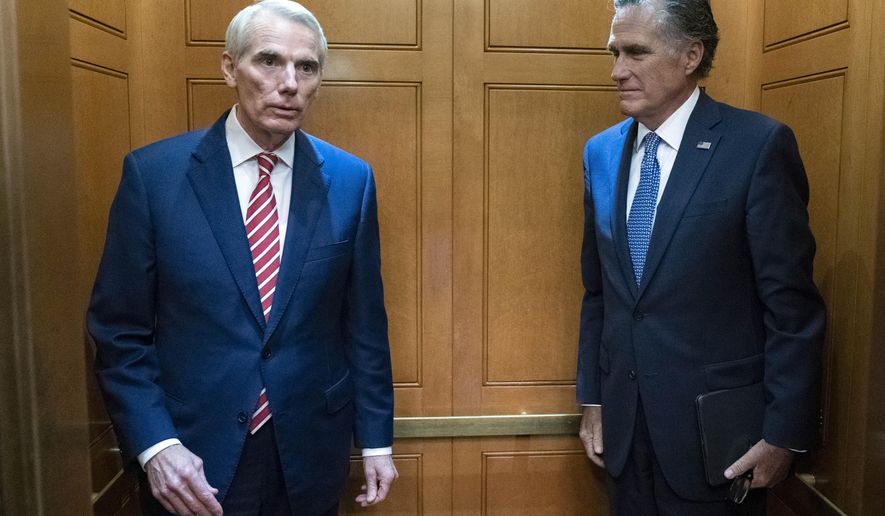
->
[724, 439, 794, 488]
[355, 454, 398, 507]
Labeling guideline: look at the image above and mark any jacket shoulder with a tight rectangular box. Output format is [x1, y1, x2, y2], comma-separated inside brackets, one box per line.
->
[584, 118, 631, 162]
[305, 133, 369, 167]
[302, 133, 372, 182]
[126, 129, 208, 175]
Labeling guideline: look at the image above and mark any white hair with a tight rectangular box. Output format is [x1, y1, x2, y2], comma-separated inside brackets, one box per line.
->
[225, 0, 328, 67]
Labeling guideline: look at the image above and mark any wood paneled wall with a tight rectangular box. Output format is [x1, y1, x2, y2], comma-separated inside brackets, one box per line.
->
[0, 0, 91, 514]
[68, 0, 146, 512]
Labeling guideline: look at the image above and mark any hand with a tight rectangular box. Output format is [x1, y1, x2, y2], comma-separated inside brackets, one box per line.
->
[145, 444, 222, 516]
[579, 405, 605, 467]
[355, 454, 398, 507]
[724, 439, 794, 488]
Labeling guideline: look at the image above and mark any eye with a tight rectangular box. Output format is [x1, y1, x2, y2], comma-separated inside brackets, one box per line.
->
[298, 62, 318, 75]
[263, 56, 275, 66]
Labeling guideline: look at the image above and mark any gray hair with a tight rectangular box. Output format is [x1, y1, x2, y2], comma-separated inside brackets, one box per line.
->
[614, 0, 719, 79]
[225, 0, 328, 68]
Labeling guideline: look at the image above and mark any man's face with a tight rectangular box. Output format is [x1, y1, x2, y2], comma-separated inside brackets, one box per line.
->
[222, 14, 322, 150]
[607, 6, 700, 129]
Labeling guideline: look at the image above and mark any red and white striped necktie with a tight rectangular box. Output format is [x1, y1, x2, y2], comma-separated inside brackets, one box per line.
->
[247, 152, 280, 434]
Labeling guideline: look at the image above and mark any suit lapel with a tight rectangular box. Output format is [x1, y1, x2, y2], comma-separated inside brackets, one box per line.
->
[637, 92, 722, 299]
[187, 113, 266, 329]
[613, 121, 640, 299]
[263, 131, 330, 341]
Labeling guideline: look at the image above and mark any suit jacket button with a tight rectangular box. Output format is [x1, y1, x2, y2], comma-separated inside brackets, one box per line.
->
[628, 370, 637, 380]
[633, 311, 644, 321]
[261, 347, 271, 359]
[237, 412, 248, 424]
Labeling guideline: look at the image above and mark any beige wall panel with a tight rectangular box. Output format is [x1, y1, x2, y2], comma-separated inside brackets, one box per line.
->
[69, 17, 129, 74]
[188, 80, 237, 129]
[760, 73, 843, 332]
[342, 454, 421, 514]
[305, 83, 421, 388]
[763, 0, 847, 47]
[340, 440, 453, 514]
[487, 0, 609, 51]
[69, 0, 126, 34]
[704, 0, 750, 108]
[454, 436, 607, 515]
[187, 0, 419, 47]
[71, 64, 131, 305]
[484, 87, 620, 385]
[483, 451, 607, 515]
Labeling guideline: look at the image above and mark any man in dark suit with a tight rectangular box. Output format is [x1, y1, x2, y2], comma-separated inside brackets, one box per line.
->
[87, 1, 396, 514]
[576, 1, 825, 514]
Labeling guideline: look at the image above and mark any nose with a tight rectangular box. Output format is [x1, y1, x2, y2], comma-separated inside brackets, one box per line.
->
[611, 56, 629, 83]
[280, 63, 298, 94]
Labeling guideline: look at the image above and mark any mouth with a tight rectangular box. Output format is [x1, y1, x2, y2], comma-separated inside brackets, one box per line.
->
[269, 106, 301, 117]
[617, 89, 642, 100]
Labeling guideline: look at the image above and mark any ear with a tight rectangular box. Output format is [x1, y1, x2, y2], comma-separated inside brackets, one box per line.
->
[683, 40, 704, 76]
[221, 52, 238, 88]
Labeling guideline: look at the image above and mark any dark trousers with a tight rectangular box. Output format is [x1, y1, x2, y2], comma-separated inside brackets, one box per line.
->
[607, 404, 766, 516]
[139, 421, 339, 516]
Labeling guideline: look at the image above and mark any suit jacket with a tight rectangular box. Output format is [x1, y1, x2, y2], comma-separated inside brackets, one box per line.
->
[576, 91, 825, 500]
[88, 112, 394, 514]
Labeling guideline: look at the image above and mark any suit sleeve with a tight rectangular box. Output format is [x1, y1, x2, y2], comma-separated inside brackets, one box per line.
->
[87, 153, 178, 463]
[745, 123, 826, 450]
[344, 167, 394, 449]
[576, 142, 605, 405]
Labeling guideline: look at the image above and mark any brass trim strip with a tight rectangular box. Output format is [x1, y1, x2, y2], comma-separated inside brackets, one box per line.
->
[393, 414, 581, 438]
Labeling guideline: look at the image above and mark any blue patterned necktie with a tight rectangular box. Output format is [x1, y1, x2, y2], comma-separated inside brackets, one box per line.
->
[627, 132, 662, 286]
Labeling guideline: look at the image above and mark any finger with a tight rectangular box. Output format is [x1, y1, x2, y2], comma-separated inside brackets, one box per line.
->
[375, 472, 394, 503]
[588, 451, 605, 468]
[364, 466, 378, 505]
[725, 450, 756, 480]
[189, 465, 223, 515]
[169, 480, 209, 516]
[194, 488, 223, 516]
[156, 488, 191, 516]
[592, 426, 604, 455]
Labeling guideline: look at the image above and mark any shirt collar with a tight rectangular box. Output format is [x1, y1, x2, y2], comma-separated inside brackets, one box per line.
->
[634, 86, 701, 153]
[225, 105, 296, 169]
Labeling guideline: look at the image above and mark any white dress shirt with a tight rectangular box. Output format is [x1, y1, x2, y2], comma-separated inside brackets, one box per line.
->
[138, 106, 390, 468]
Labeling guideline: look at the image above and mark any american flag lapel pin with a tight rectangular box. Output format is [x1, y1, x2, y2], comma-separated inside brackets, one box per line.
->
[697, 141, 712, 150]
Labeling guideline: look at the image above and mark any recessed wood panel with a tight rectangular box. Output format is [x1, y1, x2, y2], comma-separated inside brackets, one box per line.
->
[454, 436, 608, 515]
[71, 63, 131, 306]
[487, 0, 610, 52]
[483, 451, 607, 515]
[763, 0, 847, 47]
[69, 0, 126, 35]
[341, 454, 421, 514]
[188, 80, 237, 129]
[187, 0, 420, 48]
[306, 83, 421, 387]
[484, 86, 621, 385]
[760, 73, 843, 321]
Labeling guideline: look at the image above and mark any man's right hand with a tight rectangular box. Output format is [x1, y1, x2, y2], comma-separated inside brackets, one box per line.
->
[145, 444, 223, 516]
[579, 405, 605, 468]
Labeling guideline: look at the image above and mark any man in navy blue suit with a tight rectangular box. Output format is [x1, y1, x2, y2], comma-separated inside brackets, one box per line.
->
[576, 1, 825, 514]
[88, 1, 396, 514]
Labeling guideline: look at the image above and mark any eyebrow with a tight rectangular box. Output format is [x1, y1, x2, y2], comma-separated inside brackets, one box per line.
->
[609, 42, 652, 54]
[253, 49, 280, 61]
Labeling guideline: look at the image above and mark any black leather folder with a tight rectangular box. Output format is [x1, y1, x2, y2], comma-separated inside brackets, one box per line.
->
[695, 382, 765, 486]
